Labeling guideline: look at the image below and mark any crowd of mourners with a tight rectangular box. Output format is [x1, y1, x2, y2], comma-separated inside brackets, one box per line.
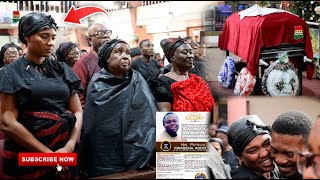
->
[207, 111, 320, 179]
[0, 12, 318, 179]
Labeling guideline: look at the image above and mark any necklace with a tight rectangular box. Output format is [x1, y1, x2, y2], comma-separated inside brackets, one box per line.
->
[171, 68, 189, 78]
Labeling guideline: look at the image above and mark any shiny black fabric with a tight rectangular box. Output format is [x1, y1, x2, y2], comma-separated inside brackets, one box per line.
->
[78, 68, 157, 177]
[18, 12, 58, 45]
[227, 115, 270, 156]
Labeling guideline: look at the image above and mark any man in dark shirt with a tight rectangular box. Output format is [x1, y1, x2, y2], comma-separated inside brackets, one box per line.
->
[73, 23, 111, 108]
[131, 39, 161, 81]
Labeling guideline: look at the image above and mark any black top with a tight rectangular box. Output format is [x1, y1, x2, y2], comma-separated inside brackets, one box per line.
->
[222, 149, 240, 172]
[0, 56, 83, 115]
[131, 57, 161, 81]
[231, 164, 280, 179]
[147, 75, 176, 103]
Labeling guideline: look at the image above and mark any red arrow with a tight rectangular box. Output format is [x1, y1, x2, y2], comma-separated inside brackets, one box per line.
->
[64, 5, 109, 24]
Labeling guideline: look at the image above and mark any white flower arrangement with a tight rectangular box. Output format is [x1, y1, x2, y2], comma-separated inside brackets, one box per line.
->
[262, 60, 300, 96]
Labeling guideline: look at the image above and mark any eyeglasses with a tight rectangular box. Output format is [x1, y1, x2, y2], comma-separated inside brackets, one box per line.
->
[89, 30, 112, 38]
[297, 151, 320, 177]
[5, 51, 19, 56]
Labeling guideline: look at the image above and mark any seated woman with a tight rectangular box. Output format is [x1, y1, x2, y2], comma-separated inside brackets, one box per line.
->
[78, 39, 157, 178]
[0, 43, 19, 69]
[0, 12, 83, 178]
[148, 37, 215, 112]
[56, 42, 80, 68]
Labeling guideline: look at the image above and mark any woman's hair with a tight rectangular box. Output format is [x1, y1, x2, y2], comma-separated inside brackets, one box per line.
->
[98, 39, 129, 69]
[16, 45, 22, 52]
[0, 43, 18, 68]
[55, 42, 78, 63]
[130, 47, 141, 58]
[18, 12, 58, 45]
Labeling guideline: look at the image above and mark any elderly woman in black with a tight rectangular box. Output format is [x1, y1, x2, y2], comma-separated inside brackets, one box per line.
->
[78, 39, 157, 177]
[228, 115, 279, 179]
[0, 12, 83, 178]
[56, 42, 80, 68]
[0, 43, 19, 68]
[149, 37, 215, 112]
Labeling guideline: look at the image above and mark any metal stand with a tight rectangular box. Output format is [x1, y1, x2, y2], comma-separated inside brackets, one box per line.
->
[226, 43, 305, 95]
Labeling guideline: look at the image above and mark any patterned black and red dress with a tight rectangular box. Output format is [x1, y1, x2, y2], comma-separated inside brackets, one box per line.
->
[0, 57, 83, 178]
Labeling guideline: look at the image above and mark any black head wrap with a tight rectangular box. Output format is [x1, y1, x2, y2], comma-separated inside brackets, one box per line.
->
[56, 42, 78, 63]
[227, 115, 270, 157]
[161, 37, 187, 63]
[18, 12, 58, 45]
[98, 39, 129, 69]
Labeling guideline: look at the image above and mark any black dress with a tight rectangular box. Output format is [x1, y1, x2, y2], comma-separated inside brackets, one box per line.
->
[147, 75, 176, 103]
[0, 57, 83, 178]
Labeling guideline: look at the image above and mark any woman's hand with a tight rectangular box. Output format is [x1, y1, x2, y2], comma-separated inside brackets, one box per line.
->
[54, 143, 74, 173]
[55, 141, 75, 153]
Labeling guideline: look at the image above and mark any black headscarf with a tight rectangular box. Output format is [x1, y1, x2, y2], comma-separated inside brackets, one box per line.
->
[161, 37, 187, 63]
[227, 115, 270, 157]
[18, 12, 58, 45]
[98, 39, 128, 69]
[56, 42, 78, 63]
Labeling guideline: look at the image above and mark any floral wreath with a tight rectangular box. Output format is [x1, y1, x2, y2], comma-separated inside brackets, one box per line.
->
[261, 53, 300, 96]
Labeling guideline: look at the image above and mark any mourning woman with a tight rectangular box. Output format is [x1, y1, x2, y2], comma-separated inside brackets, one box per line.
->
[148, 38, 215, 112]
[56, 42, 80, 68]
[78, 39, 157, 177]
[0, 43, 19, 68]
[228, 115, 279, 179]
[0, 12, 83, 178]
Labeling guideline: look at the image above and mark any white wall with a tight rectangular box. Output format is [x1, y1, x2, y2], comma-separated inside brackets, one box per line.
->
[247, 96, 320, 125]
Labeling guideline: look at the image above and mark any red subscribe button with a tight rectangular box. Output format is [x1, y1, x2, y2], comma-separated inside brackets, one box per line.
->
[18, 153, 77, 166]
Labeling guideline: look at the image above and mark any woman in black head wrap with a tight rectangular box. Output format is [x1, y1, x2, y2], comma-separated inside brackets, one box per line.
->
[56, 42, 80, 68]
[0, 12, 83, 178]
[148, 37, 215, 112]
[78, 39, 157, 178]
[227, 115, 279, 179]
[0, 43, 19, 68]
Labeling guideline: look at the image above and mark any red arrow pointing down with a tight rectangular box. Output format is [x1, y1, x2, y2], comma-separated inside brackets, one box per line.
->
[64, 5, 109, 24]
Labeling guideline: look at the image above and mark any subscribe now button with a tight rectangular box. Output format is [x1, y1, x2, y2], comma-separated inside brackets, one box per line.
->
[18, 153, 77, 166]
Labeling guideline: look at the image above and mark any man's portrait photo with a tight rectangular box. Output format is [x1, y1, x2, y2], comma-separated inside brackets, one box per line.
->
[157, 112, 182, 142]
